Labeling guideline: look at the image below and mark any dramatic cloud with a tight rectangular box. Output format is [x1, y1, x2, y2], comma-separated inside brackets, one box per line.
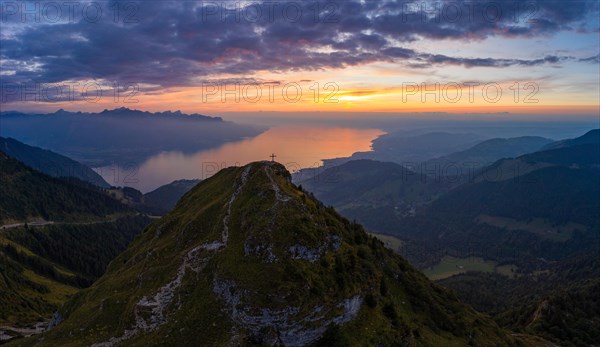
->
[0, 0, 598, 88]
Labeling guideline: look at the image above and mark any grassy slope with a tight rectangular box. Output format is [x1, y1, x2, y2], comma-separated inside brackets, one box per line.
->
[0, 216, 151, 326]
[15, 162, 520, 346]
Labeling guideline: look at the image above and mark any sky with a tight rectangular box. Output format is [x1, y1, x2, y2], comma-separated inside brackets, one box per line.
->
[0, 0, 599, 117]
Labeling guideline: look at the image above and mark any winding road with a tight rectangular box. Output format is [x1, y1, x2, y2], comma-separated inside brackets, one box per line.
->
[0, 221, 55, 230]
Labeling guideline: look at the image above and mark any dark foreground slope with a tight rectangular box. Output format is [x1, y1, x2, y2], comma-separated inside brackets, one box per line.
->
[18, 162, 520, 347]
[0, 153, 150, 329]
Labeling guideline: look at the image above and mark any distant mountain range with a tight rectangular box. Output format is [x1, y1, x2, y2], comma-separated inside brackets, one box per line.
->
[298, 159, 450, 233]
[411, 131, 600, 266]
[0, 108, 264, 166]
[297, 134, 563, 237]
[321, 131, 486, 166]
[19, 162, 524, 346]
[1, 107, 223, 121]
[542, 128, 599, 150]
[474, 130, 599, 183]
[424, 136, 554, 177]
[0, 137, 110, 187]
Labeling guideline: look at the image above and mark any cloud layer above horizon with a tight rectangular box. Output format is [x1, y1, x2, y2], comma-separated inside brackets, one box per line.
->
[1, 0, 599, 112]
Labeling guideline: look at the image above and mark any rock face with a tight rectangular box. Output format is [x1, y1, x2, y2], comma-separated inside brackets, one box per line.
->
[20, 162, 519, 347]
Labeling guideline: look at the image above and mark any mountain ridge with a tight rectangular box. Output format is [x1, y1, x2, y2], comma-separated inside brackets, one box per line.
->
[541, 129, 599, 150]
[320, 132, 486, 167]
[0, 137, 110, 188]
[1, 107, 222, 122]
[424, 136, 554, 177]
[17, 161, 520, 346]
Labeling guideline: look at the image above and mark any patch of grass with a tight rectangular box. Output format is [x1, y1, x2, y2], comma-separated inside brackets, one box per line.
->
[21, 270, 79, 306]
[423, 256, 497, 281]
[495, 264, 519, 278]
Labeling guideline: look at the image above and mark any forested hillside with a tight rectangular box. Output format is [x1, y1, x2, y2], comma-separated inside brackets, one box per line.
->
[0, 153, 125, 224]
[0, 153, 151, 335]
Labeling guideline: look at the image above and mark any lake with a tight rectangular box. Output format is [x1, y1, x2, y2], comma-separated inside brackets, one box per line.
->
[95, 125, 383, 192]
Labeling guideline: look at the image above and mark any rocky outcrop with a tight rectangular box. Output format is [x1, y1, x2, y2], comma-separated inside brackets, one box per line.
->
[213, 278, 362, 347]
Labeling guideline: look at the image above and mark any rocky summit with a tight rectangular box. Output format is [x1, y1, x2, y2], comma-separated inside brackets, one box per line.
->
[17, 162, 519, 346]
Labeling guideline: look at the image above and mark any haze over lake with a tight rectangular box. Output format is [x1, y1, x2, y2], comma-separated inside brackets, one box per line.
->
[95, 125, 383, 192]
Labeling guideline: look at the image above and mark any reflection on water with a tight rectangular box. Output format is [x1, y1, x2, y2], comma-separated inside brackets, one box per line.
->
[96, 125, 383, 192]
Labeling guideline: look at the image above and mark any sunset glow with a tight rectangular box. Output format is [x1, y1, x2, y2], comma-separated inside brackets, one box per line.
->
[1, 0, 598, 118]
